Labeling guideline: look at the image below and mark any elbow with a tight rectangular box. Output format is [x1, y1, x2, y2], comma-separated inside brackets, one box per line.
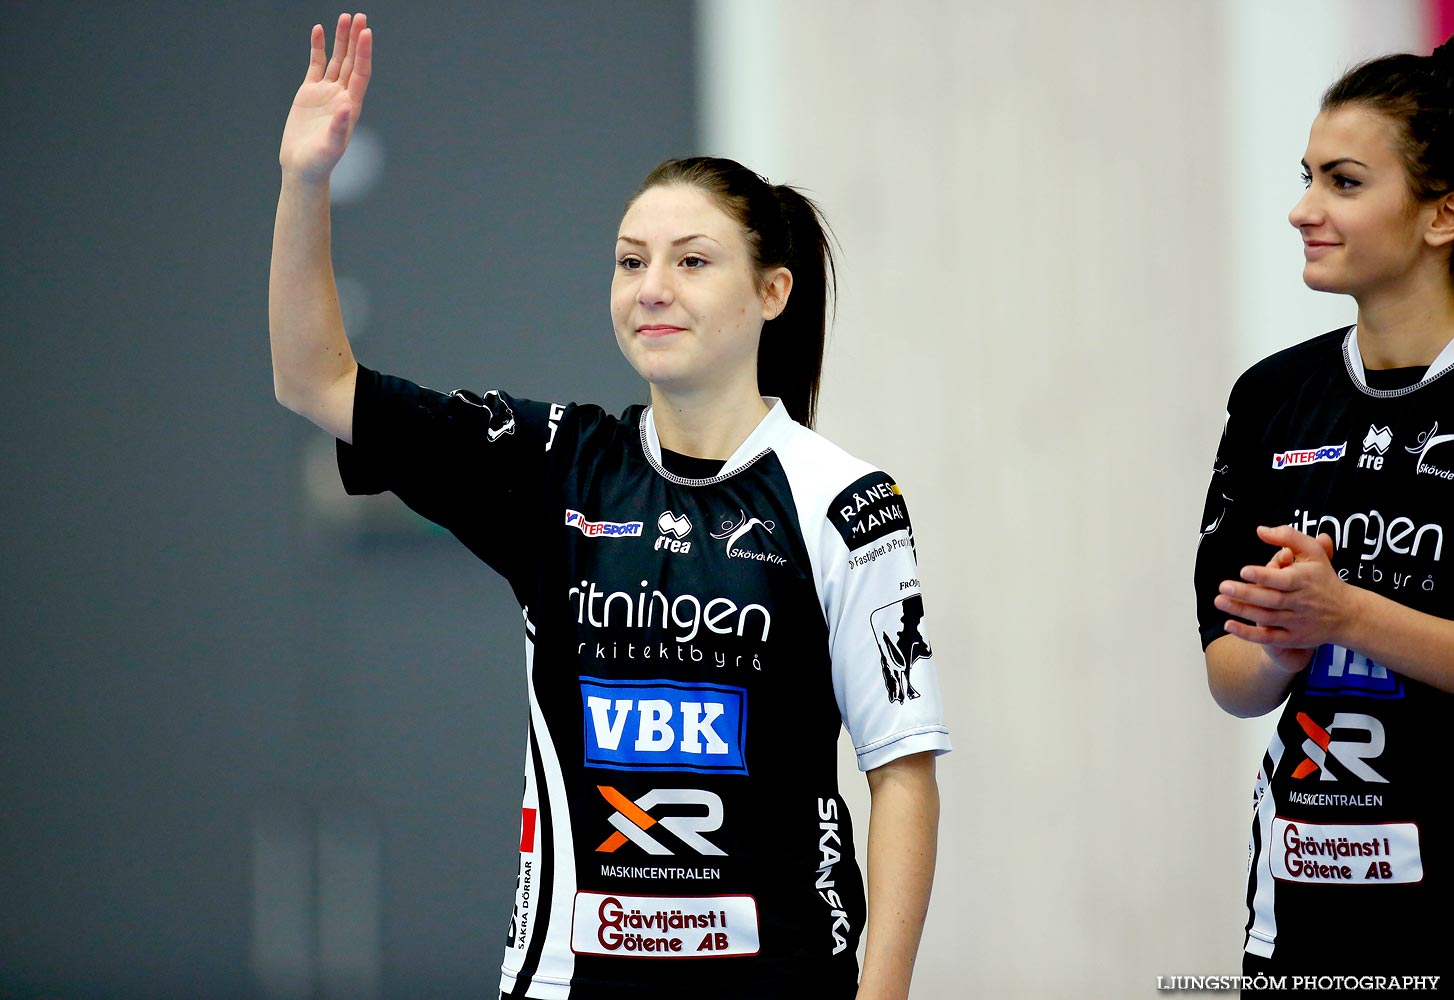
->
[1205, 647, 1282, 719]
[1204, 657, 1247, 718]
[273, 374, 304, 416]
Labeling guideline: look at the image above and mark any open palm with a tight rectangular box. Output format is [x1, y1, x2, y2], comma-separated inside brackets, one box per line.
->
[279, 13, 373, 182]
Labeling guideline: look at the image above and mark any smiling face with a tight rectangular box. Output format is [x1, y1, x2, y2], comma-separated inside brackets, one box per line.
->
[1289, 104, 1446, 298]
[611, 184, 789, 401]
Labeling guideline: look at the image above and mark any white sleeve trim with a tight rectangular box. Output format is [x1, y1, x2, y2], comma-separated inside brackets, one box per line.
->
[855, 725, 953, 772]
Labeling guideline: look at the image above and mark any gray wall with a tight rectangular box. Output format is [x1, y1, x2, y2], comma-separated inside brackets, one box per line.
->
[0, 4, 695, 997]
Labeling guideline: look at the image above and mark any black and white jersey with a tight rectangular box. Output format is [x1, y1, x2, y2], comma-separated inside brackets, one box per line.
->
[339, 366, 952, 998]
[1195, 328, 1454, 971]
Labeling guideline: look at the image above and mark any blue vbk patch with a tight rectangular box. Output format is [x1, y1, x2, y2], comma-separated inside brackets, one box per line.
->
[829, 472, 910, 551]
[580, 677, 748, 775]
[1305, 644, 1404, 699]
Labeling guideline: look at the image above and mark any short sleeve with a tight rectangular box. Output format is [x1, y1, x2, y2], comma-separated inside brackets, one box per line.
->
[1194, 375, 1269, 650]
[337, 365, 565, 581]
[821, 471, 952, 771]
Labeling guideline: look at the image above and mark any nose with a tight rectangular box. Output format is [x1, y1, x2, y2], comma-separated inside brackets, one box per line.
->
[1288, 187, 1322, 231]
[637, 259, 674, 308]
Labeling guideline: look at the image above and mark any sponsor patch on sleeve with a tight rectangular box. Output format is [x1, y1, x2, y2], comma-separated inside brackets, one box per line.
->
[447, 388, 517, 442]
[829, 472, 911, 552]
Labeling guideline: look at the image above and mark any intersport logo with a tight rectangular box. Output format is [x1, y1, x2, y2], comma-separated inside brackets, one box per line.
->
[565, 509, 644, 538]
[1271, 442, 1346, 470]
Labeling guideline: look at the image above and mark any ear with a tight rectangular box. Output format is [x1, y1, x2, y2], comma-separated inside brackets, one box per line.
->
[1425, 191, 1454, 249]
[760, 267, 793, 322]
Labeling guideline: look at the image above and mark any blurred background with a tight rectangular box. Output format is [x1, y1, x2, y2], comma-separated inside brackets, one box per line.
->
[0, 1, 1435, 997]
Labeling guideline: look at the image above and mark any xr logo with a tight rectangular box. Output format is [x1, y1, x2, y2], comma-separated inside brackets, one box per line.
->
[595, 786, 726, 856]
[1289, 712, 1388, 783]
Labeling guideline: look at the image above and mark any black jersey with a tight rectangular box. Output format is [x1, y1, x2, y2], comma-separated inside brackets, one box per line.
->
[1195, 327, 1454, 972]
[338, 366, 952, 998]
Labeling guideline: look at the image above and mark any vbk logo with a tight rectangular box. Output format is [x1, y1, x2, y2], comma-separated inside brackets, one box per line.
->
[1306, 643, 1404, 699]
[1359, 425, 1393, 470]
[595, 785, 726, 856]
[581, 678, 748, 775]
[1289, 711, 1388, 783]
[655, 510, 693, 554]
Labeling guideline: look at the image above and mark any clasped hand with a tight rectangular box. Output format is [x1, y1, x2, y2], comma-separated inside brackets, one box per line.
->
[1213, 525, 1356, 674]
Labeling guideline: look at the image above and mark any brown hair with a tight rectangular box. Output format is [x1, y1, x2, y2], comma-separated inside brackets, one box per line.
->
[1322, 39, 1454, 202]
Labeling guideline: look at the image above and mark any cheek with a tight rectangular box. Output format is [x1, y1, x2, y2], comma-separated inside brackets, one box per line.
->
[609, 284, 631, 324]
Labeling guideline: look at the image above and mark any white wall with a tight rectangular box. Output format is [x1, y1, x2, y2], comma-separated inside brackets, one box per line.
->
[697, 2, 1419, 996]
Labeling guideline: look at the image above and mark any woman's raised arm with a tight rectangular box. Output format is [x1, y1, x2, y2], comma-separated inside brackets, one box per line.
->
[269, 13, 372, 443]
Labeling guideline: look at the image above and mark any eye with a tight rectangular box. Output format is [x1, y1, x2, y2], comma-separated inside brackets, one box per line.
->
[616, 255, 645, 271]
[679, 254, 708, 269]
[1299, 170, 1312, 189]
[1331, 173, 1361, 191]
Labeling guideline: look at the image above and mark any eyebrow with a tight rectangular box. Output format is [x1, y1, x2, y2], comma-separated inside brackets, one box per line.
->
[615, 233, 722, 247]
[1300, 157, 1371, 172]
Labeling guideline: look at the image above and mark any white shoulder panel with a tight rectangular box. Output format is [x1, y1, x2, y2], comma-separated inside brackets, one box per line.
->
[771, 420, 952, 771]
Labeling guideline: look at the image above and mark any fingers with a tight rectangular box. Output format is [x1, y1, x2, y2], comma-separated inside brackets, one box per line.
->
[347, 27, 373, 105]
[1256, 524, 1331, 561]
[1238, 563, 1297, 591]
[1215, 586, 1289, 620]
[1317, 533, 1335, 561]
[1223, 618, 1291, 646]
[324, 13, 351, 82]
[339, 13, 367, 86]
[305, 24, 327, 83]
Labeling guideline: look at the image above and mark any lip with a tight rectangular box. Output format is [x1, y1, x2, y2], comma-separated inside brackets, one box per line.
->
[1302, 240, 1340, 260]
[637, 324, 686, 338]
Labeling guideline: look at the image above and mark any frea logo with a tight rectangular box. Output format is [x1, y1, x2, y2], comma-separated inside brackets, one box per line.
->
[581, 678, 748, 775]
[1359, 425, 1392, 471]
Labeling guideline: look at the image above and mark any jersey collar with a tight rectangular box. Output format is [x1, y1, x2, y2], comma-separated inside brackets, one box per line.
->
[1344, 325, 1454, 395]
[639, 397, 791, 484]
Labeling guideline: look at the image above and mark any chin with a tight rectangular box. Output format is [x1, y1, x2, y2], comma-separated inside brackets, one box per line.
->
[1301, 265, 1349, 295]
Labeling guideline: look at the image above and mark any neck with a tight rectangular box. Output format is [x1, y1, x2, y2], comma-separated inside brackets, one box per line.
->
[1354, 263, 1454, 369]
[648, 379, 771, 460]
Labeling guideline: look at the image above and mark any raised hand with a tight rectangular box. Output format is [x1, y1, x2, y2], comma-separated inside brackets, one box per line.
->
[279, 13, 373, 183]
[1214, 525, 1346, 673]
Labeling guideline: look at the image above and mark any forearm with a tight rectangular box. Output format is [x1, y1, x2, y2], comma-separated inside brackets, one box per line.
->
[858, 753, 938, 1000]
[1337, 586, 1454, 693]
[1204, 634, 1297, 718]
[268, 173, 357, 438]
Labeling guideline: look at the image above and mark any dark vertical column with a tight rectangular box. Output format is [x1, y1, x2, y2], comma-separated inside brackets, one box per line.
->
[0, 3, 695, 997]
